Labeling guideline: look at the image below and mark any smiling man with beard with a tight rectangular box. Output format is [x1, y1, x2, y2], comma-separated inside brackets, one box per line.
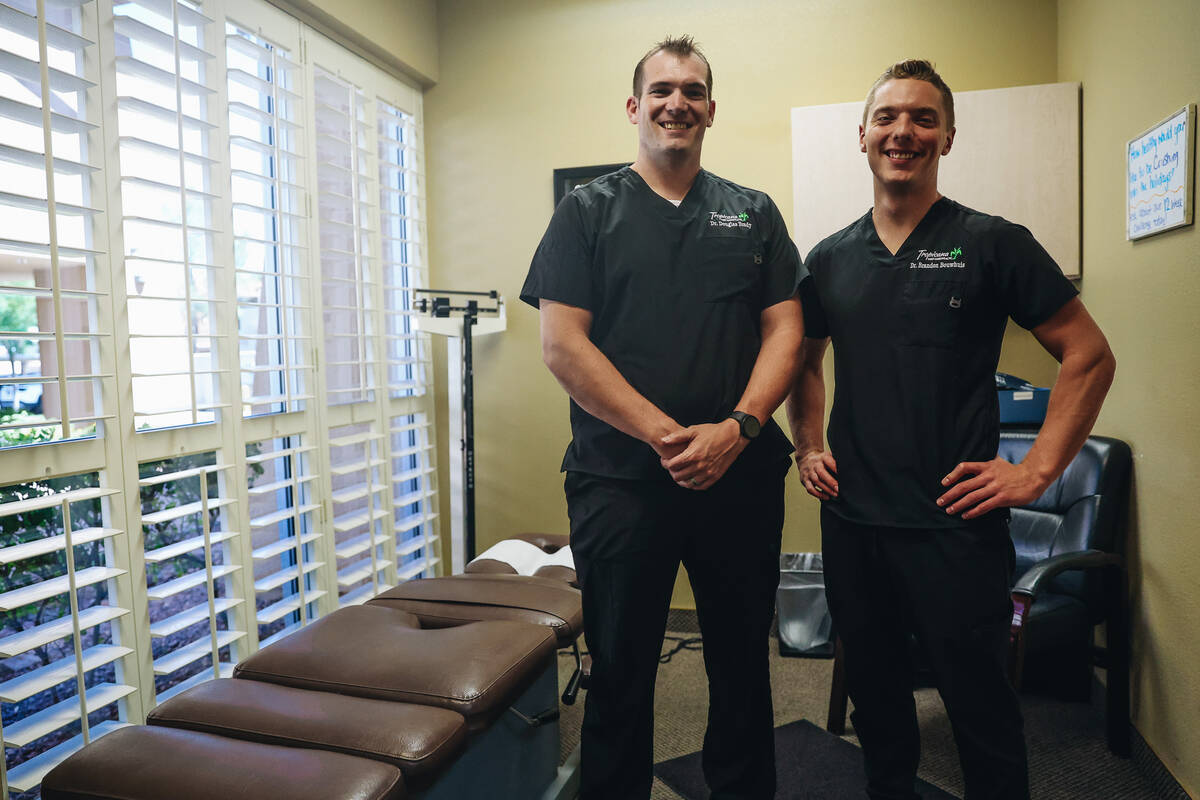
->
[787, 60, 1115, 800]
[522, 35, 805, 800]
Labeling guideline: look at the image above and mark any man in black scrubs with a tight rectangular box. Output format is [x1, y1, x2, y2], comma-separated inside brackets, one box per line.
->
[522, 35, 805, 800]
[787, 60, 1115, 800]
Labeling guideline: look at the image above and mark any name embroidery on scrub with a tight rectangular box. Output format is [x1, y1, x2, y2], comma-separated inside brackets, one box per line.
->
[708, 210, 752, 231]
[910, 246, 965, 270]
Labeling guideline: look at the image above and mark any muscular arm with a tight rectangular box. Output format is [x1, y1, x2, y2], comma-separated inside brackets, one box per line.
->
[938, 297, 1116, 518]
[539, 299, 682, 457]
[661, 296, 805, 489]
[785, 336, 838, 499]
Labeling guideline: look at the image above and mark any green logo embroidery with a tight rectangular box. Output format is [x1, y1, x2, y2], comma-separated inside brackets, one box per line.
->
[708, 210, 753, 231]
[912, 247, 967, 270]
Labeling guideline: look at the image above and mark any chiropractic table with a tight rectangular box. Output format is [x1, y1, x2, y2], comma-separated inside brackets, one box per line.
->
[41, 535, 584, 800]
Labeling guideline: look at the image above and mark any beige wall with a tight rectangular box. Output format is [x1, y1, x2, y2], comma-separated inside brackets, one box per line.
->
[1057, 0, 1200, 792]
[423, 0, 1059, 601]
[280, 0, 438, 83]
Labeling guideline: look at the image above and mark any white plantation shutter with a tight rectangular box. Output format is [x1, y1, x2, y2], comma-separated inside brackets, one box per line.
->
[0, 0, 112, 445]
[327, 421, 390, 606]
[114, 0, 224, 430]
[0, 7, 440, 795]
[305, 36, 440, 616]
[0, 0, 137, 794]
[390, 413, 438, 580]
[314, 65, 375, 407]
[225, 23, 311, 416]
[245, 435, 326, 646]
[0, 478, 134, 794]
[377, 99, 428, 398]
[138, 454, 245, 702]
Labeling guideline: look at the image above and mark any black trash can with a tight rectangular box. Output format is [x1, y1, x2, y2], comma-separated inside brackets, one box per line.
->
[776, 553, 834, 658]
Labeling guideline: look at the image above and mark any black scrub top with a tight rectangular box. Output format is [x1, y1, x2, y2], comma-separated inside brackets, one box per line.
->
[802, 198, 1077, 529]
[522, 167, 805, 481]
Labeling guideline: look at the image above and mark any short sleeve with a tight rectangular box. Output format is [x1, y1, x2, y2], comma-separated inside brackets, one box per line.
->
[760, 196, 806, 307]
[990, 223, 1078, 330]
[797, 243, 828, 338]
[520, 192, 596, 311]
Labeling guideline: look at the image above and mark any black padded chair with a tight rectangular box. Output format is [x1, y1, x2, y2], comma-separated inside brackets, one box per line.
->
[826, 432, 1133, 756]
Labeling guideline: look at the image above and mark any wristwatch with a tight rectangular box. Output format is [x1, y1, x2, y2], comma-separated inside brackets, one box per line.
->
[727, 410, 761, 440]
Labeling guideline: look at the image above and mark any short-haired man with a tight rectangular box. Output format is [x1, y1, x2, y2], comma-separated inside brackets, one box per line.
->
[788, 60, 1115, 800]
[522, 36, 805, 800]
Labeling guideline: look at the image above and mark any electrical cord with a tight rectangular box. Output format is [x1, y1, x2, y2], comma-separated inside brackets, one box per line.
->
[558, 633, 704, 665]
[659, 634, 703, 664]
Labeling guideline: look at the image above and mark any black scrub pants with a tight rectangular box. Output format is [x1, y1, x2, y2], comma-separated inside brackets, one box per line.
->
[821, 506, 1029, 800]
[566, 460, 788, 800]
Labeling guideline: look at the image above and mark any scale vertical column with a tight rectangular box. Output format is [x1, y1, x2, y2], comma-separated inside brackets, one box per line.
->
[461, 304, 477, 563]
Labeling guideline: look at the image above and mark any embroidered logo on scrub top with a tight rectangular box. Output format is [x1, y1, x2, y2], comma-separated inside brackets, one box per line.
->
[708, 211, 752, 231]
[910, 246, 966, 270]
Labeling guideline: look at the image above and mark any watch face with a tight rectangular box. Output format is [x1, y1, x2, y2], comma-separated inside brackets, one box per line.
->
[743, 414, 761, 438]
[732, 411, 760, 438]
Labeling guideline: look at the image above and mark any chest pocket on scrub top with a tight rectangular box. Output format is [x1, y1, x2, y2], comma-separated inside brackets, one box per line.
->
[700, 236, 761, 304]
[900, 274, 965, 347]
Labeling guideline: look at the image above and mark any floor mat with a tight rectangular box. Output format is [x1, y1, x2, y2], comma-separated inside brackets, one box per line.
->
[653, 719, 959, 799]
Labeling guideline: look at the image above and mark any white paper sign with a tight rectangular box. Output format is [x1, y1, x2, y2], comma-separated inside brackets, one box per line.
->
[1127, 105, 1195, 240]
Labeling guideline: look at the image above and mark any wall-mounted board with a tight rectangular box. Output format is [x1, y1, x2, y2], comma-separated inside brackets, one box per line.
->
[1126, 104, 1195, 240]
[792, 82, 1081, 278]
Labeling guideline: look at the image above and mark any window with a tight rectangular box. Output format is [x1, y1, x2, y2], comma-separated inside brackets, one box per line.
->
[0, 475, 132, 795]
[226, 24, 310, 417]
[327, 422, 388, 605]
[0, 0, 110, 447]
[306, 31, 438, 610]
[314, 66, 374, 407]
[0, 2, 438, 793]
[245, 435, 325, 646]
[139, 453, 244, 703]
[391, 413, 438, 580]
[378, 100, 428, 398]
[115, 0, 224, 430]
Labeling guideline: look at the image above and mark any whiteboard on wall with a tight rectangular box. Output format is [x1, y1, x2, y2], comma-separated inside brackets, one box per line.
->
[1126, 104, 1195, 240]
[791, 82, 1081, 278]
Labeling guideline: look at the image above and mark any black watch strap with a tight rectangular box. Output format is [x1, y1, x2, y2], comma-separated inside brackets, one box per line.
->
[728, 410, 761, 440]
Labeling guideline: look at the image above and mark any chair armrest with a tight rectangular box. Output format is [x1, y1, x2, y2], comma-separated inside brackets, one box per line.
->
[1012, 550, 1124, 599]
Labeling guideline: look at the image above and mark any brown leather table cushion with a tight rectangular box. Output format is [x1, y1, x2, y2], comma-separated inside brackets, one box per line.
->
[41, 725, 406, 800]
[147, 678, 466, 781]
[530, 564, 577, 583]
[466, 560, 578, 585]
[233, 605, 557, 729]
[512, 532, 570, 552]
[368, 574, 583, 646]
[464, 558, 525, 575]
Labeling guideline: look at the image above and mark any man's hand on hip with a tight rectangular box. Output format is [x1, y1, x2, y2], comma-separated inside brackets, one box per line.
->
[797, 449, 838, 500]
[660, 419, 747, 490]
[937, 458, 1049, 519]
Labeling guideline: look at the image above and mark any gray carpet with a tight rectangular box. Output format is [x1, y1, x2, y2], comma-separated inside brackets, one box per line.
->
[556, 631, 1168, 800]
